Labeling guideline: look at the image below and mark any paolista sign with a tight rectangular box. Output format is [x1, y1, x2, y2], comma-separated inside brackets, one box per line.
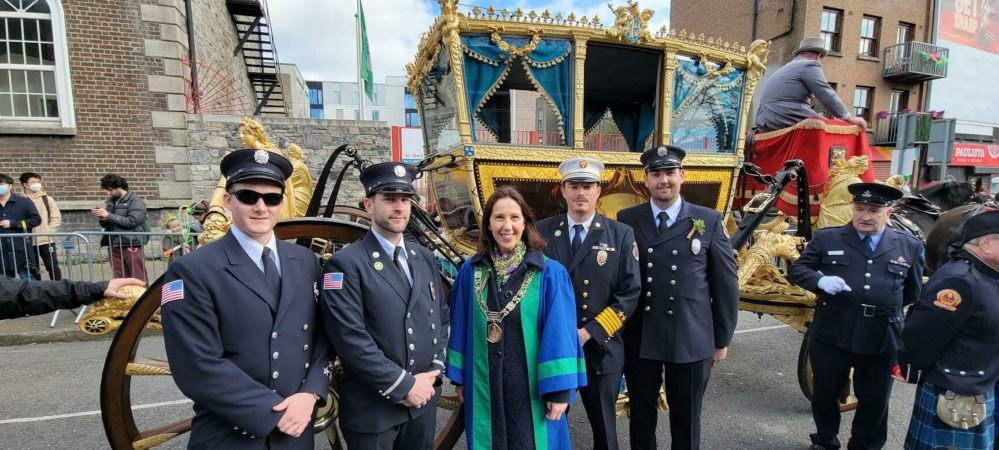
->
[951, 143, 999, 166]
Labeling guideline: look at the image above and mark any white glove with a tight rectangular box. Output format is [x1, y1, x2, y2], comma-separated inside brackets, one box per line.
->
[817, 276, 852, 295]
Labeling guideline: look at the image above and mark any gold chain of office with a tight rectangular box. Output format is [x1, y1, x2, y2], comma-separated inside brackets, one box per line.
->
[474, 267, 537, 343]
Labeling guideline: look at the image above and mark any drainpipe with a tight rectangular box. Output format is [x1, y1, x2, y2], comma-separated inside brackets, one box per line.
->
[186, 0, 199, 113]
[751, 0, 759, 40]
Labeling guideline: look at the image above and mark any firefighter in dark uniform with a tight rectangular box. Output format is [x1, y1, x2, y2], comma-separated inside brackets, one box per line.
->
[616, 146, 740, 450]
[537, 157, 641, 450]
[897, 210, 999, 450]
[788, 182, 924, 450]
[161, 149, 331, 449]
[320, 162, 450, 450]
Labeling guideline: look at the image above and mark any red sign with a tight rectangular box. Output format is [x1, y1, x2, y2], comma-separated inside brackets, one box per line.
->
[939, 0, 999, 55]
[951, 143, 999, 166]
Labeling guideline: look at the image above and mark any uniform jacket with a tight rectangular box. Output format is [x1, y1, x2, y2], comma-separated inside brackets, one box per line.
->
[22, 190, 61, 246]
[98, 191, 147, 248]
[161, 232, 330, 449]
[0, 278, 106, 319]
[754, 58, 851, 131]
[537, 213, 641, 374]
[320, 231, 450, 434]
[617, 200, 739, 363]
[789, 224, 924, 355]
[899, 250, 999, 395]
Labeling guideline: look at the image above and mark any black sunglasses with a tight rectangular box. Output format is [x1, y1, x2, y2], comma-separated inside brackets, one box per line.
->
[231, 189, 283, 206]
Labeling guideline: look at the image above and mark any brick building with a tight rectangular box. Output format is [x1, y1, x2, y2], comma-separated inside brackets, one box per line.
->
[672, 0, 947, 177]
[0, 0, 383, 231]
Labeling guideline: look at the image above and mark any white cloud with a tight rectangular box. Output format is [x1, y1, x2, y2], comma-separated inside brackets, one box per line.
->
[268, 0, 670, 83]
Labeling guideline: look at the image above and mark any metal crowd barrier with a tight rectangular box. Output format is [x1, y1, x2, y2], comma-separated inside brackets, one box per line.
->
[1, 230, 199, 327]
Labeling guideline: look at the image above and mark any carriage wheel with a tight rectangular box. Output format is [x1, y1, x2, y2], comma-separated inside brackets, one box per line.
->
[82, 316, 114, 336]
[797, 327, 858, 412]
[101, 218, 465, 449]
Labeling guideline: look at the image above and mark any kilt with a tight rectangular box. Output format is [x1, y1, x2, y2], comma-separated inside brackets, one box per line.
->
[904, 382, 995, 450]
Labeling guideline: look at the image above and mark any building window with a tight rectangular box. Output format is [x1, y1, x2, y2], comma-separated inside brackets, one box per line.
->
[371, 110, 379, 121]
[0, 0, 74, 129]
[335, 109, 343, 120]
[889, 89, 909, 112]
[820, 8, 843, 53]
[354, 109, 359, 120]
[329, 90, 341, 104]
[859, 15, 881, 57]
[853, 86, 873, 123]
[405, 111, 419, 127]
[897, 22, 914, 44]
[307, 81, 323, 119]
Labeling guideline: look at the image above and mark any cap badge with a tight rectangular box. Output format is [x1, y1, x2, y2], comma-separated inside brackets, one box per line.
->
[862, 190, 872, 198]
[657, 147, 668, 156]
[253, 150, 270, 164]
[578, 160, 588, 169]
[394, 165, 406, 177]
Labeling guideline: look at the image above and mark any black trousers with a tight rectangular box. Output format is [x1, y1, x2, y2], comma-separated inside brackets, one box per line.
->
[578, 364, 625, 450]
[29, 243, 61, 280]
[341, 409, 435, 450]
[625, 356, 712, 450]
[809, 337, 894, 450]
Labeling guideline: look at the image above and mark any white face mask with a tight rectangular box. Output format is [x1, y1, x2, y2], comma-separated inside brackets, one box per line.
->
[28, 183, 42, 192]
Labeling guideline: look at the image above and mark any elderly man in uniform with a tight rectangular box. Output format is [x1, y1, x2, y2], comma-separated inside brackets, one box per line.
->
[161, 149, 331, 449]
[321, 162, 449, 450]
[537, 157, 641, 450]
[617, 146, 739, 450]
[789, 182, 924, 450]
[897, 210, 999, 449]
[755, 37, 868, 132]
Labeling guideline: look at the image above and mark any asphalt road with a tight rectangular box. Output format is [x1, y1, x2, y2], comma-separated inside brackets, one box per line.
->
[0, 312, 917, 449]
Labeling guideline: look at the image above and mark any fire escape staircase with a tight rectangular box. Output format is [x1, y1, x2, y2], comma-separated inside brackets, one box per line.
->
[227, 0, 284, 116]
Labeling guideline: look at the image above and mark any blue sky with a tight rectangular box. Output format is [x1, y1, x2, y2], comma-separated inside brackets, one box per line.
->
[268, 0, 670, 83]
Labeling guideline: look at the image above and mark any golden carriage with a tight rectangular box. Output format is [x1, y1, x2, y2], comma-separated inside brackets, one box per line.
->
[97, 2, 842, 448]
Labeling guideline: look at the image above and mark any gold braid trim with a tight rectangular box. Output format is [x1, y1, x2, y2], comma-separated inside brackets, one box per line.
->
[756, 118, 863, 140]
[520, 57, 567, 145]
[489, 26, 543, 58]
[595, 308, 623, 336]
[132, 433, 179, 450]
[462, 45, 502, 66]
[472, 62, 512, 141]
[523, 47, 572, 68]
[126, 363, 172, 376]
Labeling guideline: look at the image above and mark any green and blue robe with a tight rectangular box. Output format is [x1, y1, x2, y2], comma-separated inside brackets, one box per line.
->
[447, 251, 587, 450]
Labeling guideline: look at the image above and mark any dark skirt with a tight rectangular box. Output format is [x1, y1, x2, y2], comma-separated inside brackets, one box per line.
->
[904, 382, 995, 450]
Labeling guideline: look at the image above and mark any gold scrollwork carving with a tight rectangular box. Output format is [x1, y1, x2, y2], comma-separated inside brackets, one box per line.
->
[488, 26, 544, 57]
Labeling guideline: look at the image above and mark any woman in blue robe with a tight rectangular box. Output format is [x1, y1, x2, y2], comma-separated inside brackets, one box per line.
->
[447, 185, 587, 450]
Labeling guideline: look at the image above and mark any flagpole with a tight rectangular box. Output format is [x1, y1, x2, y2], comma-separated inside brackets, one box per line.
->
[356, 0, 366, 120]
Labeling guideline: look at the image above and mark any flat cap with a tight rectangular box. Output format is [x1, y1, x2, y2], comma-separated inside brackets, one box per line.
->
[221, 149, 293, 190]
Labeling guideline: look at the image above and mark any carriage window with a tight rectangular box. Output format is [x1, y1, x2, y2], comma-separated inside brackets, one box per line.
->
[419, 44, 461, 154]
[583, 42, 660, 152]
[461, 34, 572, 147]
[670, 56, 746, 153]
[432, 166, 478, 245]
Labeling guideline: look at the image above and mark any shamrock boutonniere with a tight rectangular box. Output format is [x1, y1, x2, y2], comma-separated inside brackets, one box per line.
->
[687, 218, 706, 240]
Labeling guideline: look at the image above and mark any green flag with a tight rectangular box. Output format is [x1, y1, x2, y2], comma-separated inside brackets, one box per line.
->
[357, 0, 374, 101]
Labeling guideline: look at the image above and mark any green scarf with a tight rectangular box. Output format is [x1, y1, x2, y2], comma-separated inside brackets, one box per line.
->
[490, 240, 526, 288]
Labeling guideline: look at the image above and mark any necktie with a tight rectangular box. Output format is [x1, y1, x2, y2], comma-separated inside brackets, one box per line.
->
[571, 224, 584, 256]
[863, 235, 875, 256]
[262, 247, 281, 300]
[658, 211, 670, 234]
[394, 245, 411, 286]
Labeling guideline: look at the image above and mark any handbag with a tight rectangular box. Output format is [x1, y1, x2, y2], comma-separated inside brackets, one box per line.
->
[936, 390, 987, 430]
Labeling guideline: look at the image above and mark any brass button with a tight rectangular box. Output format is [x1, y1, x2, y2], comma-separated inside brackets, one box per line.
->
[644, 306, 651, 311]
[583, 279, 590, 285]
[672, 250, 678, 256]
[582, 304, 589, 310]
[582, 292, 589, 298]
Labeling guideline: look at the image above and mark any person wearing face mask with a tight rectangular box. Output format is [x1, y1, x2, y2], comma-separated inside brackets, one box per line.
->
[0, 173, 42, 280]
[93, 173, 148, 282]
[19, 172, 62, 280]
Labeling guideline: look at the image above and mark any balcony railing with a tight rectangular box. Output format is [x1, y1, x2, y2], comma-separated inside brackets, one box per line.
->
[872, 112, 933, 146]
[883, 41, 949, 81]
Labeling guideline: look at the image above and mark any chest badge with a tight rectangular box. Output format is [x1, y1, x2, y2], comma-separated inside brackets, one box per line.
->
[691, 238, 702, 255]
[596, 250, 608, 266]
[554, 229, 562, 237]
[373, 261, 384, 271]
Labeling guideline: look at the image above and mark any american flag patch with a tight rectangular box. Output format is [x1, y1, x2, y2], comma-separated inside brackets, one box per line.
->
[161, 280, 184, 305]
[323, 272, 344, 290]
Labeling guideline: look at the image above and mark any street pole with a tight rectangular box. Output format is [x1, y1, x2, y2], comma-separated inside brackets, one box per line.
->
[356, 0, 366, 121]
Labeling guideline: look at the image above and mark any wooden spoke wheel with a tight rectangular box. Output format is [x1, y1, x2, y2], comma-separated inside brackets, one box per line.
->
[797, 327, 859, 412]
[101, 218, 465, 449]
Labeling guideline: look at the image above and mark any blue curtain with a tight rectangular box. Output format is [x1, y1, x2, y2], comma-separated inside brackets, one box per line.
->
[583, 99, 656, 152]
[671, 59, 745, 152]
[461, 35, 573, 145]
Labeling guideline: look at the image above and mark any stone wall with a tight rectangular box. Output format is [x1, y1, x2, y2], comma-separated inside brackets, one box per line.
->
[190, 0, 257, 115]
[186, 115, 392, 207]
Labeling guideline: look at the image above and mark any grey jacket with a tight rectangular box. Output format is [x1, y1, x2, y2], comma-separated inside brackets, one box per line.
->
[754, 57, 851, 132]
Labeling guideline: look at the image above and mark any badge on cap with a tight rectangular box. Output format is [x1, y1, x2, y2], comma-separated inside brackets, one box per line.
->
[933, 289, 961, 311]
[862, 190, 872, 198]
[394, 165, 406, 177]
[253, 149, 269, 164]
[579, 160, 588, 169]
[658, 147, 668, 156]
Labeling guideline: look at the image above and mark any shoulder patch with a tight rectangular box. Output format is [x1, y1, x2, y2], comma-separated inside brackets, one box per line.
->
[323, 272, 344, 290]
[632, 241, 639, 261]
[161, 280, 184, 305]
[933, 289, 962, 311]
